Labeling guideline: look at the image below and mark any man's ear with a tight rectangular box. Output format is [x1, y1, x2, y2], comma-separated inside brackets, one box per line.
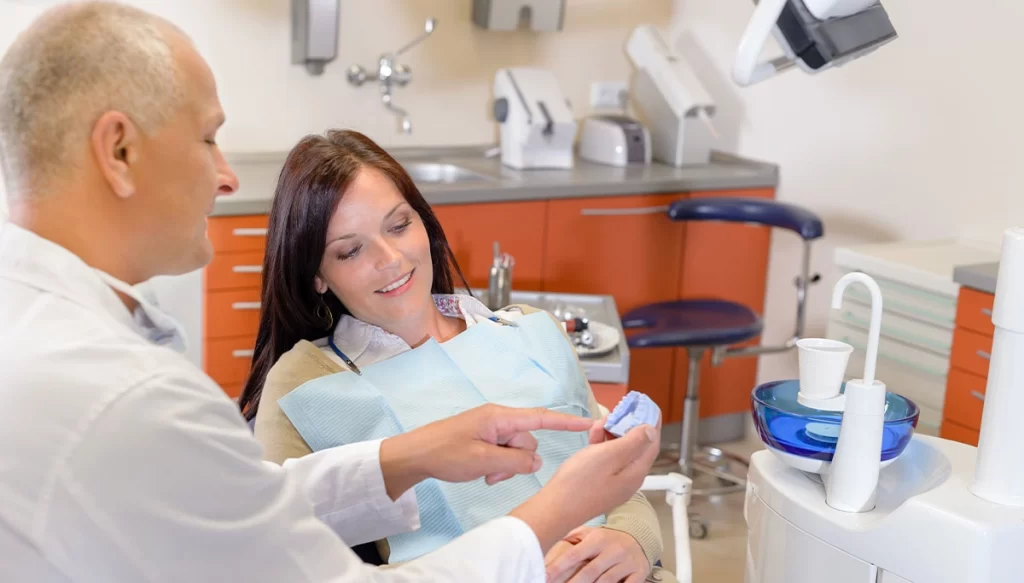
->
[90, 111, 141, 199]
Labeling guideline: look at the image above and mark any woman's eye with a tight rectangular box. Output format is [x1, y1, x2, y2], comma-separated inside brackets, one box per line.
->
[391, 220, 412, 234]
[338, 246, 360, 260]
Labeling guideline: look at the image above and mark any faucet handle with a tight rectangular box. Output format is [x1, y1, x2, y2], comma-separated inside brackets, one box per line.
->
[391, 64, 412, 87]
[394, 17, 437, 58]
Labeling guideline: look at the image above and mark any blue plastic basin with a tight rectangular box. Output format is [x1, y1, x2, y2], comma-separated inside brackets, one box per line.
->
[751, 379, 920, 462]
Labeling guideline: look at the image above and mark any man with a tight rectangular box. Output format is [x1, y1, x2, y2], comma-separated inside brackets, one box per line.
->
[0, 3, 661, 582]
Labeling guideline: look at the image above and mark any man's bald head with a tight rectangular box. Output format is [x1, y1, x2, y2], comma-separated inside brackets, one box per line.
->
[0, 1, 187, 198]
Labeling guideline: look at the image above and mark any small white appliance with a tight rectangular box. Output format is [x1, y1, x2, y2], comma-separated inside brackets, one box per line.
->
[577, 114, 651, 167]
[744, 228, 1024, 583]
[492, 67, 577, 170]
[624, 25, 717, 166]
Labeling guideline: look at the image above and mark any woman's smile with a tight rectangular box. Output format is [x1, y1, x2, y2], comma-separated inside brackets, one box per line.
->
[376, 269, 415, 297]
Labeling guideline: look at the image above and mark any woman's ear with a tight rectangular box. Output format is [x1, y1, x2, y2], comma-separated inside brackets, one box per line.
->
[314, 275, 328, 295]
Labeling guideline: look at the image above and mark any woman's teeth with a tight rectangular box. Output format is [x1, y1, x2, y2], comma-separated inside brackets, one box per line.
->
[377, 272, 412, 293]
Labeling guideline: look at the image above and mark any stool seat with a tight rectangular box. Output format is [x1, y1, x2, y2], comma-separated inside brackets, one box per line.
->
[622, 299, 763, 348]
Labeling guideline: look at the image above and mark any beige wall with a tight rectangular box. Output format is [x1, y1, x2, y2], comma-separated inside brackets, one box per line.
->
[670, 0, 1021, 382]
[0, 0, 671, 204]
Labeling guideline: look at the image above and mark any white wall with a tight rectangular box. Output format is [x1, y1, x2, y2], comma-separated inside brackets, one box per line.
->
[4, 0, 1020, 383]
[0, 0, 671, 199]
[669, 0, 1024, 382]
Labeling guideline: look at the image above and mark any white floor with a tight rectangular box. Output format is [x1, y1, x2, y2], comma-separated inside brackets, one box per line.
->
[646, 426, 765, 582]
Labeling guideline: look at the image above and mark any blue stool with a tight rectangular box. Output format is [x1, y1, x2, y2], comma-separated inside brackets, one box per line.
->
[622, 197, 824, 507]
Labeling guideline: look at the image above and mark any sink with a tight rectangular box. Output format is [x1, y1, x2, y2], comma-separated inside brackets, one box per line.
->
[402, 162, 492, 184]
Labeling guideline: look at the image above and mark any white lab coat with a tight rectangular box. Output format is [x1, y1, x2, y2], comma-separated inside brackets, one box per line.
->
[0, 222, 545, 582]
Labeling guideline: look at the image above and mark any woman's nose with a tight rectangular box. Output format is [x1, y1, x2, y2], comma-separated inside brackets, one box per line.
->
[374, 240, 402, 270]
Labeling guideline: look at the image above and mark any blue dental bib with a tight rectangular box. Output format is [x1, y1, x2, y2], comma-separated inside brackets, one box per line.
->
[277, 311, 604, 562]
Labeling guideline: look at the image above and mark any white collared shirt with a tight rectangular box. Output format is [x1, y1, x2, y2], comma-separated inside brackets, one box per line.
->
[0, 222, 544, 582]
[317, 294, 525, 368]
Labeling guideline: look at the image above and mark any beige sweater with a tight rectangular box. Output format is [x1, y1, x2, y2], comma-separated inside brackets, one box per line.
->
[253, 306, 664, 569]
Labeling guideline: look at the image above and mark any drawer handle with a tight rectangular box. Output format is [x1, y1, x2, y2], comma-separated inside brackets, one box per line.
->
[971, 390, 985, 402]
[976, 350, 991, 360]
[580, 205, 670, 216]
[232, 228, 268, 237]
[231, 302, 262, 311]
[232, 265, 263, 274]
[232, 349, 255, 358]
[981, 308, 993, 317]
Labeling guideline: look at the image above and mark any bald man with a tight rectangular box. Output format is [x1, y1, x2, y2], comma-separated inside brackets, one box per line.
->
[0, 3, 661, 582]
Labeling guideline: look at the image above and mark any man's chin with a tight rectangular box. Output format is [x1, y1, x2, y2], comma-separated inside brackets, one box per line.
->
[161, 240, 213, 277]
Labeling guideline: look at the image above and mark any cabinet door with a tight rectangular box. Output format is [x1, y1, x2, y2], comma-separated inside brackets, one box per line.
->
[940, 418, 979, 446]
[432, 201, 547, 291]
[543, 194, 687, 418]
[673, 188, 775, 422]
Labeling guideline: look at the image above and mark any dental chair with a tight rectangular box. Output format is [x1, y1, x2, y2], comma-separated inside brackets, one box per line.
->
[622, 197, 823, 538]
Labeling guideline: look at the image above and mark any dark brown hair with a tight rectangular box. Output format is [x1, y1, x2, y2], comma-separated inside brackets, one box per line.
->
[238, 129, 470, 422]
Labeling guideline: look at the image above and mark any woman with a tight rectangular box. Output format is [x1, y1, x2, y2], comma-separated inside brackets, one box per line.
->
[238, 130, 670, 583]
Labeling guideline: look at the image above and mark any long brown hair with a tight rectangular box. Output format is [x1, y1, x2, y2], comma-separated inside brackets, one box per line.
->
[238, 129, 471, 421]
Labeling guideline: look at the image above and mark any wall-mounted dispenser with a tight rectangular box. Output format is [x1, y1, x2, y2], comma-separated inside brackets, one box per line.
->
[472, 0, 566, 32]
[291, 0, 340, 75]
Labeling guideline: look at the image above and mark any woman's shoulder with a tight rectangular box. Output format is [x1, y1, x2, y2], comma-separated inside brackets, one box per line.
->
[263, 339, 347, 400]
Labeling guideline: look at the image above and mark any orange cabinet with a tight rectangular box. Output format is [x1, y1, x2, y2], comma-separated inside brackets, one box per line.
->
[941, 285, 994, 445]
[674, 188, 774, 421]
[941, 418, 979, 446]
[955, 287, 995, 336]
[202, 214, 267, 399]
[433, 201, 547, 291]
[542, 194, 688, 421]
[943, 367, 986, 431]
[201, 189, 778, 419]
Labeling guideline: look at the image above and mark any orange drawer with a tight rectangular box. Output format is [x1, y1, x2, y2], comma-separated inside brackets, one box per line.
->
[205, 336, 257, 386]
[955, 287, 995, 336]
[940, 418, 979, 446]
[205, 289, 262, 339]
[942, 367, 986, 431]
[206, 250, 264, 291]
[950, 327, 993, 378]
[208, 215, 269, 253]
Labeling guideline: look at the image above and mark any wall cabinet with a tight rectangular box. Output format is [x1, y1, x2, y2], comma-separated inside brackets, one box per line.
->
[196, 187, 776, 424]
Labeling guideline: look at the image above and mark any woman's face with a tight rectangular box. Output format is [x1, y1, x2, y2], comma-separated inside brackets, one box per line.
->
[315, 166, 434, 329]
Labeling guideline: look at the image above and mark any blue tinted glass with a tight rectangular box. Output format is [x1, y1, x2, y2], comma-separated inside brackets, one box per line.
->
[751, 380, 919, 462]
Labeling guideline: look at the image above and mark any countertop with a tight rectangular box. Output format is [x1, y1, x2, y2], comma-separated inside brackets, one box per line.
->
[214, 145, 780, 217]
[953, 262, 999, 295]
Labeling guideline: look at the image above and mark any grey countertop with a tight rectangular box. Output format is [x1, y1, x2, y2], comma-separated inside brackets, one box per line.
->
[953, 262, 999, 295]
[214, 145, 779, 217]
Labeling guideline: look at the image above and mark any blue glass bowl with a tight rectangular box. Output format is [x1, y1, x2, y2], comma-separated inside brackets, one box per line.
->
[751, 380, 920, 463]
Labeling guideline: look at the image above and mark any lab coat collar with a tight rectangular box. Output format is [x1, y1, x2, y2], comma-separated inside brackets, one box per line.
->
[0, 222, 188, 352]
[330, 293, 498, 364]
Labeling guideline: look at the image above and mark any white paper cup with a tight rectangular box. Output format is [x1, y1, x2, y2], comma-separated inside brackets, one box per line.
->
[797, 338, 854, 400]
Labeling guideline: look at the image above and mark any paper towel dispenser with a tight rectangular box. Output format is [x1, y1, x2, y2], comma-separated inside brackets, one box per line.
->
[291, 0, 340, 75]
[472, 0, 566, 32]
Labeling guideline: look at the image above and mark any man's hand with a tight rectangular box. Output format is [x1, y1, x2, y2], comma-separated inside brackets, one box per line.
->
[509, 415, 662, 553]
[379, 404, 595, 500]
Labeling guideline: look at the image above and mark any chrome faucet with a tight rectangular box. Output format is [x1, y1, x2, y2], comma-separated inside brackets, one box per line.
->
[346, 17, 437, 134]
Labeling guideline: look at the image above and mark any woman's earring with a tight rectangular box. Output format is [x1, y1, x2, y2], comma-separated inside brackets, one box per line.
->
[315, 293, 334, 330]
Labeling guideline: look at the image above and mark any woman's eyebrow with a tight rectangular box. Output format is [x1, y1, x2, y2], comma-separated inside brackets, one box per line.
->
[327, 203, 409, 243]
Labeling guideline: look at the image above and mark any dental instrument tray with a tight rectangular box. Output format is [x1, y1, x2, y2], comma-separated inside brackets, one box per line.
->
[751, 379, 919, 463]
